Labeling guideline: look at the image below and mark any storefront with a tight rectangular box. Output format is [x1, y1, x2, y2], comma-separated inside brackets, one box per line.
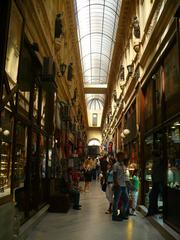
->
[142, 32, 180, 232]
[0, 0, 56, 226]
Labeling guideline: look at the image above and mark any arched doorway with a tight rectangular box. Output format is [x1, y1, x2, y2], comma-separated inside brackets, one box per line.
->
[87, 138, 100, 157]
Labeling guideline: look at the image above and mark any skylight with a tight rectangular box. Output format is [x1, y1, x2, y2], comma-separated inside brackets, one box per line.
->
[74, 0, 122, 127]
[74, 0, 121, 85]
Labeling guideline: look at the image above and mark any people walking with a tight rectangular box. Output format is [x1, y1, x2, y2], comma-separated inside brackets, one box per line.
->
[83, 158, 93, 192]
[112, 152, 129, 221]
[105, 160, 113, 214]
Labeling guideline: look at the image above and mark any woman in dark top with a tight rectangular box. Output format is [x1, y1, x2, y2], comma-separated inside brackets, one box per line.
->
[83, 158, 93, 192]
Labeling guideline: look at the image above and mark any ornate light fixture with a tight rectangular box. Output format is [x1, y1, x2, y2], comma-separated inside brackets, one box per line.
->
[133, 42, 140, 53]
[121, 132, 125, 138]
[123, 128, 130, 136]
[60, 63, 67, 76]
[3, 130, 10, 136]
[127, 64, 134, 76]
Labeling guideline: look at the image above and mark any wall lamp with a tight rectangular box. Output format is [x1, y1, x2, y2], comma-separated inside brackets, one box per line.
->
[127, 64, 134, 76]
[60, 63, 67, 76]
[120, 128, 130, 139]
[123, 128, 130, 136]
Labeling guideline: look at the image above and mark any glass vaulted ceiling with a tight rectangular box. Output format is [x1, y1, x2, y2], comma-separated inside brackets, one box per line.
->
[74, 0, 121, 127]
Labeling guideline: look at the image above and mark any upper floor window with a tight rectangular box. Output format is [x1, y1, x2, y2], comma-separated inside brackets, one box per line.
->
[92, 113, 97, 127]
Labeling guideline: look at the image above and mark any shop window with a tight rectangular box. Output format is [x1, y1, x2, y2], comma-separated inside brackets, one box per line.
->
[40, 135, 47, 179]
[0, 109, 13, 198]
[92, 113, 97, 126]
[144, 135, 153, 209]
[144, 133, 163, 209]
[33, 84, 39, 120]
[5, 1, 23, 87]
[41, 90, 46, 127]
[167, 120, 180, 190]
[48, 147, 52, 178]
[14, 122, 27, 188]
[31, 131, 38, 181]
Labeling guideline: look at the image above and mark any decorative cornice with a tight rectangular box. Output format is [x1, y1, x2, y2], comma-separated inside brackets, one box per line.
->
[140, 0, 179, 68]
[65, 0, 88, 128]
[102, 0, 132, 126]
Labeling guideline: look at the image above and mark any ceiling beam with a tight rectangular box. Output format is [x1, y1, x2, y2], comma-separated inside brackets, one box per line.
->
[84, 84, 107, 94]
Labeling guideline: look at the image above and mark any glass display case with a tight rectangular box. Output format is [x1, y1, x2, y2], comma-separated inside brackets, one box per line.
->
[165, 119, 180, 232]
[144, 133, 163, 209]
[41, 90, 46, 127]
[0, 109, 13, 197]
[166, 120, 180, 190]
[33, 84, 39, 120]
[14, 122, 27, 188]
[144, 135, 153, 207]
[0, 142, 11, 195]
[40, 135, 47, 178]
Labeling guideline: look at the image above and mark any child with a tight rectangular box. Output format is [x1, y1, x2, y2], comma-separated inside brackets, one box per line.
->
[130, 169, 140, 216]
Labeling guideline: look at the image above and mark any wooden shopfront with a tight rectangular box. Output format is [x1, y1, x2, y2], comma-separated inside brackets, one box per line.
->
[141, 30, 180, 233]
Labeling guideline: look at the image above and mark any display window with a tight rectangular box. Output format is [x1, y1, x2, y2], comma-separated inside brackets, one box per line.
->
[166, 119, 180, 190]
[31, 131, 38, 181]
[165, 118, 180, 232]
[40, 135, 47, 178]
[33, 84, 39, 120]
[0, 109, 13, 198]
[14, 122, 27, 188]
[144, 133, 163, 209]
[144, 135, 153, 207]
[41, 90, 46, 127]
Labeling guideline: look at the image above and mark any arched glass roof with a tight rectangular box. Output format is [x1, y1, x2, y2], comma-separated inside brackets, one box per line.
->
[86, 94, 105, 110]
[74, 0, 122, 127]
[75, 0, 121, 85]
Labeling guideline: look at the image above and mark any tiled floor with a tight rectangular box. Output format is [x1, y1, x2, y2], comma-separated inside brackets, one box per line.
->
[27, 181, 165, 240]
